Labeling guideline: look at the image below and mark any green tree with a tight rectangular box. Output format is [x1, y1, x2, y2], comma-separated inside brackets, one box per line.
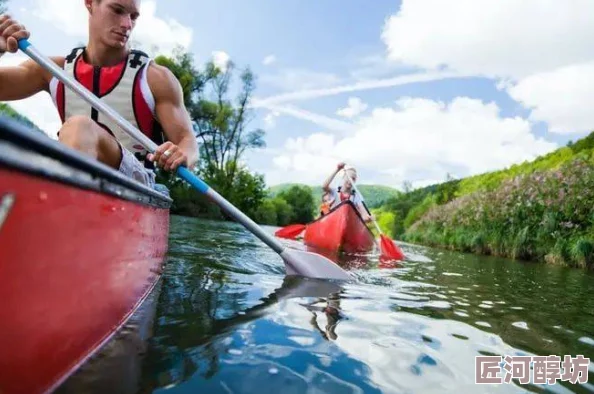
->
[154, 49, 268, 220]
[191, 59, 265, 194]
[254, 199, 277, 225]
[272, 197, 294, 226]
[278, 185, 315, 224]
[206, 161, 267, 220]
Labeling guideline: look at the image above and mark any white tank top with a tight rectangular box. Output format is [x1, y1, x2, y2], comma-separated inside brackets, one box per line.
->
[49, 47, 164, 168]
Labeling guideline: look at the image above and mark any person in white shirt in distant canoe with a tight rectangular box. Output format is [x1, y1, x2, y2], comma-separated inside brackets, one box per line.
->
[321, 162, 373, 223]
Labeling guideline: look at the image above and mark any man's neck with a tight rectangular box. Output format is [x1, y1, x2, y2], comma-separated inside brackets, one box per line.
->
[84, 41, 129, 67]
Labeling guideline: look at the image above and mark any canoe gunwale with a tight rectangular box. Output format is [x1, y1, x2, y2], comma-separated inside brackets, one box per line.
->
[0, 116, 172, 209]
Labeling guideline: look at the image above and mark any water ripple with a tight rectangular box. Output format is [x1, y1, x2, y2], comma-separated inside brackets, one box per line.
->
[137, 216, 594, 394]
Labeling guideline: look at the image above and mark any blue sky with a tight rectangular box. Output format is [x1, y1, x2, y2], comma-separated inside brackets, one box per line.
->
[3, 0, 594, 189]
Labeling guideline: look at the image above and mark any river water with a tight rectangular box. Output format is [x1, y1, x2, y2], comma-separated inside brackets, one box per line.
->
[138, 215, 594, 394]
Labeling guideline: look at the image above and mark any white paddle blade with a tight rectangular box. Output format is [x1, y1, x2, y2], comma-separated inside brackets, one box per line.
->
[280, 249, 353, 281]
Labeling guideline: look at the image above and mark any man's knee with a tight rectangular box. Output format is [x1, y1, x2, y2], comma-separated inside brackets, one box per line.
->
[58, 116, 121, 168]
[59, 115, 99, 147]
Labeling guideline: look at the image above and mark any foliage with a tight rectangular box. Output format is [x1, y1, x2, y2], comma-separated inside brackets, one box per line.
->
[154, 49, 267, 222]
[455, 142, 585, 197]
[271, 197, 294, 226]
[253, 186, 313, 227]
[374, 208, 396, 238]
[189, 58, 265, 190]
[277, 185, 315, 224]
[403, 194, 437, 230]
[0, 103, 44, 133]
[404, 156, 594, 269]
[254, 199, 277, 226]
[379, 182, 441, 237]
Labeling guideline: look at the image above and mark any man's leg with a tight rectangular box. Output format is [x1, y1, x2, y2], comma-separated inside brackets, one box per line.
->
[58, 115, 122, 169]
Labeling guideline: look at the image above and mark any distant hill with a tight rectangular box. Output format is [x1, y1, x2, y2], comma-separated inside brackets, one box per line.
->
[268, 183, 401, 208]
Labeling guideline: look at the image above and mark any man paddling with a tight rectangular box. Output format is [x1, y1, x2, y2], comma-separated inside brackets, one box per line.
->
[0, 0, 198, 190]
[322, 162, 373, 223]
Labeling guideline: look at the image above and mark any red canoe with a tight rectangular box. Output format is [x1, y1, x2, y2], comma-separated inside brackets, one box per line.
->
[303, 200, 375, 254]
[0, 116, 171, 394]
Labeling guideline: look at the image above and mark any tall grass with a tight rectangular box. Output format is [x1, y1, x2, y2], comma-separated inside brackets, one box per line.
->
[404, 156, 594, 269]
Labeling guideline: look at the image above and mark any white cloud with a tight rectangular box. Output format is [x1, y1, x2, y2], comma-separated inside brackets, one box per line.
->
[254, 70, 465, 106]
[349, 54, 415, 80]
[336, 97, 368, 118]
[262, 55, 277, 66]
[32, 0, 193, 55]
[381, 0, 594, 80]
[260, 104, 354, 134]
[265, 97, 557, 187]
[263, 111, 280, 128]
[212, 51, 231, 73]
[260, 69, 342, 92]
[0, 55, 61, 138]
[381, 0, 594, 136]
[507, 62, 594, 135]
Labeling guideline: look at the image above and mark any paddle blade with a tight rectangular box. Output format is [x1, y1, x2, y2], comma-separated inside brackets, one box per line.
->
[280, 248, 353, 281]
[379, 235, 405, 261]
[275, 224, 306, 239]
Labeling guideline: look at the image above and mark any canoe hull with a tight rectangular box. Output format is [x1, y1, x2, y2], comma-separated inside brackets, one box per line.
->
[0, 116, 172, 394]
[303, 200, 375, 254]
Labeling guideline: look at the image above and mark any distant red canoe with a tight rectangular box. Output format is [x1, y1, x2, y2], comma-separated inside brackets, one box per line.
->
[303, 200, 375, 254]
[0, 116, 171, 394]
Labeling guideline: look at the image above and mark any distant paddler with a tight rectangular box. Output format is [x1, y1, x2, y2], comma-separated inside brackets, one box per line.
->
[321, 162, 373, 223]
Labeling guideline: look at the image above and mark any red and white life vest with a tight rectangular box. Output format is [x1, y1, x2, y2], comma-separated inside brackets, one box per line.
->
[49, 47, 165, 168]
[337, 186, 355, 202]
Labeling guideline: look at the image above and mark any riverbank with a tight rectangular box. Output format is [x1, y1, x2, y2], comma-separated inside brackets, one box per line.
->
[402, 155, 594, 269]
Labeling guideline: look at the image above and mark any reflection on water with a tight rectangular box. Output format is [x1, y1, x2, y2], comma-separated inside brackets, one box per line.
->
[137, 215, 594, 394]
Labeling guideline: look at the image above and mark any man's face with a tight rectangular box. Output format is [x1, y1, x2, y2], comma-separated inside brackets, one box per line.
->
[88, 0, 140, 49]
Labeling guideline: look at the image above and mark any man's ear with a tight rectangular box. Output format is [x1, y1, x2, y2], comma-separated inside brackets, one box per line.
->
[84, 0, 93, 13]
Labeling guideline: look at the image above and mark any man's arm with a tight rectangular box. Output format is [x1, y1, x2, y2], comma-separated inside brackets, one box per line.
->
[146, 63, 199, 172]
[322, 162, 345, 192]
[0, 14, 61, 101]
[0, 57, 63, 101]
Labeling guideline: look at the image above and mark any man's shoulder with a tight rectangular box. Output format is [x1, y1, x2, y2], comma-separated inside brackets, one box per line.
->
[145, 61, 181, 97]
